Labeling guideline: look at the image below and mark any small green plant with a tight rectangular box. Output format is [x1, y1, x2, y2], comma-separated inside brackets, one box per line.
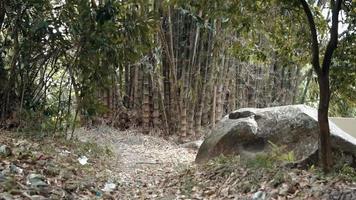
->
[339, 164, 356, 182]
[270, 170, 285, 187]
[268, 141, 296, 163]
[182, 176, 196, 196]
[279, 151, 296, 162]
[309, 164, 316, 172]
[242, 141, 297, 170]
[245, 153, 274, 169]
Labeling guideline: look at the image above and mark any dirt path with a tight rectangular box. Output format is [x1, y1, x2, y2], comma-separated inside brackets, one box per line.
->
[75, 127, 197, 190]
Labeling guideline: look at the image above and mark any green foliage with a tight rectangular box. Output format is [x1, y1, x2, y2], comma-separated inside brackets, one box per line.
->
[268, 141, 296, 163]
[244, 141, 296, 169]
[227, 0, 315, 66]
[181, 175, 197, 196]
[60, 0, 157, 121]
[245, 153, 275, 169]
[18, 109, 55, 134]
[305, 33, 356, 117]
[338, 164, 356, 182]
[1, 0, 354, 136]
[0, 0, 157, 132]
[329, 33, 356, 117]
[270, 170, 285, 187]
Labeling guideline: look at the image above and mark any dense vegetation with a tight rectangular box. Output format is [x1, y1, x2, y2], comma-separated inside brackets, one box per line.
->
[0, 0, 355, 168]
[1, 1, 356, 199]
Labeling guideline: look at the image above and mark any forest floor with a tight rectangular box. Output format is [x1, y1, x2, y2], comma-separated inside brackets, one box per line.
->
[75, 127, 198, 198]
[2, 128, 356, 199]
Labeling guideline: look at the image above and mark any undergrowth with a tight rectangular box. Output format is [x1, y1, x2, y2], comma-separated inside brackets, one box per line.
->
[4, 131, 113, 159]
[339, 164, 356, 182]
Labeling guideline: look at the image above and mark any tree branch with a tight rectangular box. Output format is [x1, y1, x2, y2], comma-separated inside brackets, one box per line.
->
[299, 0, 321, 75]
[321, 0, 342, 75]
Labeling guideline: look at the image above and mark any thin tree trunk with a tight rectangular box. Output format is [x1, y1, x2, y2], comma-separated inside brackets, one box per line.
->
[300, 0, 342, 172]
[211, 86, 216, 128]
[142, 67, 150, 134]
[53, 71, 66, 137]
[180, 104, 187, 137]
[133, 65, 139, 110]
[292, 66, 301, 104]
[124, 65, 130, 108]
[216, 84, 223, 121]
[152, 80, 161, 129]
[64, 77, 72, 138]
[318, 74, 332, 171]
[300, 69, 313, 103]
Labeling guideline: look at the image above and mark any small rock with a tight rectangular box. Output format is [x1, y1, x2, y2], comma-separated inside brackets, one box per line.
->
[0, 174, 7, 182]
[252, 191, 266, 200]
[203, 190, 214, 196]
[0, 145, 12, 157]
[10, 164, 23, 174]
[78, 156, 88, 165]
[102, 182, 116, 192]
[27, 174, 48, 188]
[26, 195, 47, 200]
[1, 168, 10, 176]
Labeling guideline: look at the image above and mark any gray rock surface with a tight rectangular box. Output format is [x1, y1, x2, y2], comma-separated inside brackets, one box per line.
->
[180, 140, 203, 150]
[0, 145, 11, 157]
[195, 105, 356, 164]
[252, 191, 266, 200]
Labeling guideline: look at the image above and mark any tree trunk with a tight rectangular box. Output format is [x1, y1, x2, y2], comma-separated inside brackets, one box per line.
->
[318, 74, 332, 172]
[124, 65, 131, 108]
[211, 86, 217, 128]
[300, 0, 342, 173]
[152, 75, 161, 129]
[142, 67, 150, 134]
[300, 69, 313, 103]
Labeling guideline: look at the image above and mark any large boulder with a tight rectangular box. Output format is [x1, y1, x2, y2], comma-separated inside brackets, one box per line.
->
[195, 105, 356, 164]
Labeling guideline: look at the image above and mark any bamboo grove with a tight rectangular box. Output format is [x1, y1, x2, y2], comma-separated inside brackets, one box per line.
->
[0, 0, 355, 137]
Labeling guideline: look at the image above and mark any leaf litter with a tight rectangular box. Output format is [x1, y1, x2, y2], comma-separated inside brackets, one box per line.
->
[2, 127, 356, 199]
